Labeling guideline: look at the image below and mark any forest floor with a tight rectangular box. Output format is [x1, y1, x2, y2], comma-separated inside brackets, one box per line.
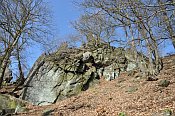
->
[5, 55, 175, 116]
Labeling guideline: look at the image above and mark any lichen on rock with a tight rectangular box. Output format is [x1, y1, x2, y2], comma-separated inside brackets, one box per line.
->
[0, 94, 27, 115]
[20, 43, 151, 105]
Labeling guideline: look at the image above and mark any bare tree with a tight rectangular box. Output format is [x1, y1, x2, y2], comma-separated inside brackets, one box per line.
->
[72, 12, 116, 47]
[156, 0, 175, 48]
[77, 0, 169, 76]
[0, 0, 52, 87]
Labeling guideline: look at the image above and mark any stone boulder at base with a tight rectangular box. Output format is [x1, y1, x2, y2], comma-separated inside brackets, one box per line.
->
[0, 94, 27, 115]
[20, 43, 150, 105]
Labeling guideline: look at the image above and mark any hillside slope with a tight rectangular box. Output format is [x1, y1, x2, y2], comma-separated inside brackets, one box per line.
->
[13, 55, 175, 116]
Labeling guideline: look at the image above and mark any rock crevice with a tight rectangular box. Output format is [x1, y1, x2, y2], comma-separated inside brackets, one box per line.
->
[21, 44, 150, 105]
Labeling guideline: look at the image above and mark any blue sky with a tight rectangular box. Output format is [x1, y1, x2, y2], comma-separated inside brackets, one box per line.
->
[50, 0, 81, 37]
[28, 0, 82, 67]
[27, 0, 174, 68]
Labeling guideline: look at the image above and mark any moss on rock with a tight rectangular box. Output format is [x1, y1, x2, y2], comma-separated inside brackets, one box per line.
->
[0, 94, 26, 110]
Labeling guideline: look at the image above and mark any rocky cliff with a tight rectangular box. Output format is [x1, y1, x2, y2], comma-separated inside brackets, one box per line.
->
[20, 43, 148, 105]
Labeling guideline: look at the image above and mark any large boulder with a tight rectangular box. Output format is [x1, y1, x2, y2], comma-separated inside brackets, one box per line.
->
[21, 50, 99, 105]
[0, 94, 27, 115]
[20, 43, 149, 105]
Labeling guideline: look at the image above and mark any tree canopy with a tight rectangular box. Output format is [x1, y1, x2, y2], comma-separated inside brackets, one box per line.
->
[0, 0, 52, 87]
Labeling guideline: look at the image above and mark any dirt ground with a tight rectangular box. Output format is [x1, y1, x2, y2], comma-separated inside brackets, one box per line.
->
[11, 55, 175, 116]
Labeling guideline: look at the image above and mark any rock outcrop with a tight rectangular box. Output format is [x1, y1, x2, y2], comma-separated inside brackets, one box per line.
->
[20, 43, 149, 105]
[0, 94, 27, 115]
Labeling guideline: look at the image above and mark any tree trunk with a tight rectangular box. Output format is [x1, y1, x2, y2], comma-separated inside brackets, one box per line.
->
[0, 53, 10, 87]
[157, 0, 175, 49]
[147, 46, 155, 76]
[0, 36, 19, 87]
[172, 36, 175, 49]
[16, 45, 25, 86]
[149, 26, 162, 74]
[12, 58, 25, 92]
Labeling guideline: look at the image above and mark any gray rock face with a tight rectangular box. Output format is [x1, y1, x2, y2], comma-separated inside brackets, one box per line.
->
[21, 43, 150, 105]
[83, 51, 93, 62]
[21, 52, 98, 105]
[103, 64, 120, 81]
[126, 62, 137, 71]
[22, 62, 63, 105]
[0, 94, 27, 115]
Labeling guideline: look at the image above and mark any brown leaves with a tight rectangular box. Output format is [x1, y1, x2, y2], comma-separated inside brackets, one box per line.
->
[15, 55, 175, 116]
